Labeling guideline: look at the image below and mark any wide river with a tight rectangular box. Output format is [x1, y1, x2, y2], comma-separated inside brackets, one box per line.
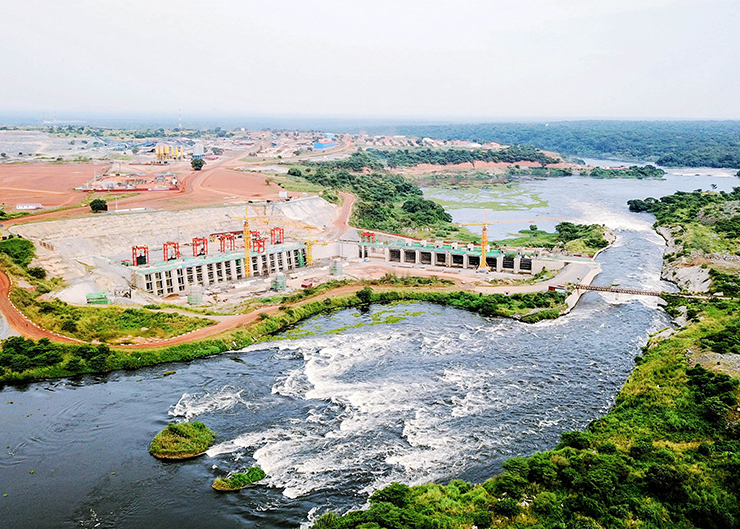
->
[1, 167, 738, 528]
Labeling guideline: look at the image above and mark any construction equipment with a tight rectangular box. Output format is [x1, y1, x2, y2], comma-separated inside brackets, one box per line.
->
[271, 227, 285, 245]
[163, 242, 180, 261]
[304, 228, 329, 267]
[227, 208, 270, 278]
[458, 213, 564, 272]
[132, 246, 149, 266]
[192, 237, 208, 257]
[219, 233, 236, 253]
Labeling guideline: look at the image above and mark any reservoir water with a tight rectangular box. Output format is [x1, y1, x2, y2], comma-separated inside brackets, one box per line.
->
[1, 169, 738, 528]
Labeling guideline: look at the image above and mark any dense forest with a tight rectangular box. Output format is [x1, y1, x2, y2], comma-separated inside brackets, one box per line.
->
[366, 146, 557, 168]
[395, 121, 740, 168]
[628, 187, 740, 226]
[589, 165, 665, 179]
[286, 167, 457, 235]
[307, 146, 557, 172]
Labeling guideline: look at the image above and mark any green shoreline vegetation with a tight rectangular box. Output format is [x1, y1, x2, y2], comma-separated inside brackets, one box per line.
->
[212, 467, 266, 491]
[0, 285, 567, 384]
[149, 422, 216, 459]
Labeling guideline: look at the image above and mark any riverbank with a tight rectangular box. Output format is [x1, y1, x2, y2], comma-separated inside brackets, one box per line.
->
[0, 284, 568, 384]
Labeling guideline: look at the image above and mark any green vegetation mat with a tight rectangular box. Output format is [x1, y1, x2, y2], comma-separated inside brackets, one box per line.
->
[10, 288, 214, 343]
[212, 467, 266, 491]
[149, 422, 216, 459]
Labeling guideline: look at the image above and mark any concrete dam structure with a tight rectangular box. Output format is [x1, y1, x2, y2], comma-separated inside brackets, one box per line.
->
[345, 237, 567, 275]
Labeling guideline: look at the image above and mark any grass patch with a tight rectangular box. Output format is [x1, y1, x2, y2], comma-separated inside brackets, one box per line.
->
[149, 422, 216, 459]
[10, 288, 215, 343]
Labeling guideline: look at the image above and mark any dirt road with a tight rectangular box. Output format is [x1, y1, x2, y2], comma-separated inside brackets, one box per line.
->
[0, 269, 79, 342]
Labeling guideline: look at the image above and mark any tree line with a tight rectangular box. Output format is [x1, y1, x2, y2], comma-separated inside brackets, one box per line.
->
[393, 121, 740, 169]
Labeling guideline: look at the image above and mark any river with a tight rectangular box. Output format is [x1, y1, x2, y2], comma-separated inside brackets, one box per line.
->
[1, 169, 738, 528]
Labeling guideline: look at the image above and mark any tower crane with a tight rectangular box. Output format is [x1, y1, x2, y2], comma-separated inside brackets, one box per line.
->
[303, 228, 328, 266]
[227, 208, 269, 278]
[458, 213, 564, 272]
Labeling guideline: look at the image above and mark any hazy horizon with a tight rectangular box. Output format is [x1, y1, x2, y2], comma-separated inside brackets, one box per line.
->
[2, 1, 739, 122]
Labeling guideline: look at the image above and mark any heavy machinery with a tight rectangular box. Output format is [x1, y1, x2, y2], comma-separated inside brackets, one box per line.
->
[227, 208, 270, 278]
[458, 213, 564, 272]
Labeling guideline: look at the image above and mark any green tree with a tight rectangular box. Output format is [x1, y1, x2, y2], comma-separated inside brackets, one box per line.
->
[191, 158, 205, 171]
[356, 286, 374, 304]
[90, 198, 108, 213]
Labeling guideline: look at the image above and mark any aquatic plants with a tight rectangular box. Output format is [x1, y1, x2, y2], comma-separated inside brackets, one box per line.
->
[149, 422, 216, 459]
[212, 467, 266, 491]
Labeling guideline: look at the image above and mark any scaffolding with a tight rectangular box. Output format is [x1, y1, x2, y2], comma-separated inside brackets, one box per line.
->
[271, 227, 285, 245]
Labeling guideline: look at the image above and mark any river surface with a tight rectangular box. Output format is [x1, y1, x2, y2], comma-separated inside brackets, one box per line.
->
[1, 169, 739, 528]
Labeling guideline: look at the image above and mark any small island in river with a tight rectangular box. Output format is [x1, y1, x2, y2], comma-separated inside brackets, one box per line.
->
[149, 422, 216, 460]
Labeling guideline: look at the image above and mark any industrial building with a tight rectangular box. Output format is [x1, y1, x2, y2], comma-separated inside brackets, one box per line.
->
[130, 244, 308, 296]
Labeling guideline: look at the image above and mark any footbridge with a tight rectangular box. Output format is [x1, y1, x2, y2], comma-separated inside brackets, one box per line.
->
[575, 284, 663, 297]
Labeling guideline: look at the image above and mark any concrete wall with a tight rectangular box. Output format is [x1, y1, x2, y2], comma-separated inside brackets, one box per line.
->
[11, 197, 336, 261]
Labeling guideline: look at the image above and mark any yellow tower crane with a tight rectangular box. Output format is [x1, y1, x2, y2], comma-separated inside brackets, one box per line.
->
[458, 213, 565, 272]
[227, 208, 269, 278]
[303, 228, 328, 266]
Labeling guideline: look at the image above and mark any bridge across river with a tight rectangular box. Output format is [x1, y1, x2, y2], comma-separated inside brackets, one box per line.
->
[575, 284, 721, 300]
[575, 284, 663, 297]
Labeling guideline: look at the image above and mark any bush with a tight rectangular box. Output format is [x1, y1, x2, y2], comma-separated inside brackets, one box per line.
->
[370, 482, 410, 508]
[0, 237, 35, 267]
[27, 267, 46, 279]
[493, 497, 520, 517]
[89, 198, 108, 213]
[558, 430, 592, 450]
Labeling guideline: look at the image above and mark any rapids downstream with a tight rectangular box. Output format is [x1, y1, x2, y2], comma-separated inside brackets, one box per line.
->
[1, 168, 739, 528]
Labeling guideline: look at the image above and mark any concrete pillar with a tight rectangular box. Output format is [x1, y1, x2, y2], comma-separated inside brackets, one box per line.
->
[463, 254, 469, 269]
[446, 251, 452, 267]
[415, 249, 421, 264]
[385, 247, 390, 261]
[496, 257, 503, 273]
[514, 257, 521, 274]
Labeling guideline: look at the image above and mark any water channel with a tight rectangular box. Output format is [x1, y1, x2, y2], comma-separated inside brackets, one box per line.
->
[1, 167, 739, 528]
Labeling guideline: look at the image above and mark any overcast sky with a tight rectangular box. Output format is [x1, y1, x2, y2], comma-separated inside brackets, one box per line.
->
[1, 0, 738, 122]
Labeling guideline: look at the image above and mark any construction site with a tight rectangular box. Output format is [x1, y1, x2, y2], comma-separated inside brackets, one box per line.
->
[6, 190, 580, 314]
